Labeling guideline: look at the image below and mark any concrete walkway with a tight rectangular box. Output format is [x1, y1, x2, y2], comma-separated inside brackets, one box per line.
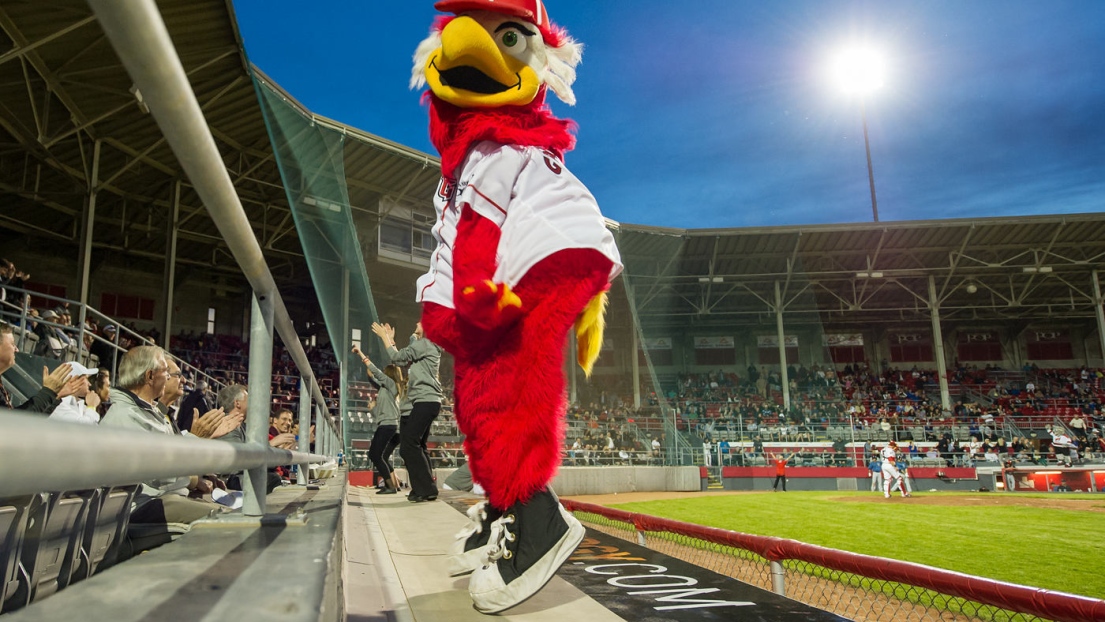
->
[342, 486, 626, 622]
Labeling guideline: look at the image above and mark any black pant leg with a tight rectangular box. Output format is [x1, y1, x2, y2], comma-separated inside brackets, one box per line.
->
[384, 430, 400, 463]
[401, 402, 440, 496]
[369, 424, 398, 480]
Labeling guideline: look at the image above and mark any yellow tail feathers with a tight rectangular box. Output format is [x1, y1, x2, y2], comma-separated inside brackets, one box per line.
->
[574, 291, 609, 378]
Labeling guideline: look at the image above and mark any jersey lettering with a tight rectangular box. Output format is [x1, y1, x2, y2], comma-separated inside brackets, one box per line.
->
[541, 150, 563, 175]
[437, 177, 456, 201]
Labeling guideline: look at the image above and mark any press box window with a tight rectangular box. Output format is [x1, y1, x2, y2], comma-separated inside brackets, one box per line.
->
[378, 215, 436, 267]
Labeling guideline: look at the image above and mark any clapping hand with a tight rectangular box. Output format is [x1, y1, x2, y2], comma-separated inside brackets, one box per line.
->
[190, 407, 232, 439]
[269, 432, 296, 449]
[42, 363, 72, 393]
[370, 322, 395, 347]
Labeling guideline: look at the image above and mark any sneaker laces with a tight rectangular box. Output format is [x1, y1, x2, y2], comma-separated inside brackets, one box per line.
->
[454, 501, 489, 541]
[484, 513, 517, 562]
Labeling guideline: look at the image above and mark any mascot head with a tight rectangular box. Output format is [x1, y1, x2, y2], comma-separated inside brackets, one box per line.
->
[411, 0, 583, 108]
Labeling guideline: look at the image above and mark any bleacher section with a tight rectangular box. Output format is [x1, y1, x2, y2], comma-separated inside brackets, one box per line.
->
[2, 478, 343, 621]
[1, 485, 138, 613]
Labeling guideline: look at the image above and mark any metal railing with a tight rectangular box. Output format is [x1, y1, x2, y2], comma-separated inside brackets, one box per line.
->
[0, 283, 226, 394]
[0, 410, 328, 498]
[85, 0, 348, 513]
[562, 499, 1105, 622]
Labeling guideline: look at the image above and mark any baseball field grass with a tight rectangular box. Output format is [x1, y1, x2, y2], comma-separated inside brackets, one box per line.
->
[607, 491, 1105, 599]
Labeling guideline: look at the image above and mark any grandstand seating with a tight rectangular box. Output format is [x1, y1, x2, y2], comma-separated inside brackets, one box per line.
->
[71, 485, 138, 582]
[0, 495, 33, 611]
[3, 491, 91, 608]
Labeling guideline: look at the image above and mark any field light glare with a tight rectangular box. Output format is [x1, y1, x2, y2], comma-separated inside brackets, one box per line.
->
[832, 47, 886, 95]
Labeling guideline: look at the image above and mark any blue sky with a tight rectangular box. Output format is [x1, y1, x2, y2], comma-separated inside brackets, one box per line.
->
[235, 1, 1105, 229]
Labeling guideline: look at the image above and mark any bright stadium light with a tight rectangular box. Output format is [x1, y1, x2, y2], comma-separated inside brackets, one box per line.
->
[832, 46, 887, 96]
[831, 45, 888, 222]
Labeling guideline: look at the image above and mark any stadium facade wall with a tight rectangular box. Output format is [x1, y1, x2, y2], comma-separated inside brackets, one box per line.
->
[550, 466, 702, 495]
[719, 466, 998, 492]
[353, 466, 701, 495]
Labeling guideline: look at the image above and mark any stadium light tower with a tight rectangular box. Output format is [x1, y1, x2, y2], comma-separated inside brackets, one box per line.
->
[832, 46, 886, 222]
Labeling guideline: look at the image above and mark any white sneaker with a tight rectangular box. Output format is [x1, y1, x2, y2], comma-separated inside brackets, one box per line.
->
[445, 501, 499, 577]
[468, 490, 585, 614]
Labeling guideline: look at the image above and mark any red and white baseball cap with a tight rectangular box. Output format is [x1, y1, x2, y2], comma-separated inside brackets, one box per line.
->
[434, 0, 558, 45]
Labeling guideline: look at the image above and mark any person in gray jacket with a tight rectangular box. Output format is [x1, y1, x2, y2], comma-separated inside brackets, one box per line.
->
[100, 345, 223, 525]
[353, 344, 404, 494]
[372, 321, 443, 502]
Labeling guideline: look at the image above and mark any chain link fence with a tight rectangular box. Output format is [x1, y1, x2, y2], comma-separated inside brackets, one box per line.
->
[563, 500, 1104, 622]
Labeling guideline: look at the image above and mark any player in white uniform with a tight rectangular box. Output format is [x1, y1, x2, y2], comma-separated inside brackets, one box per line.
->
[881, 441, 910, 498]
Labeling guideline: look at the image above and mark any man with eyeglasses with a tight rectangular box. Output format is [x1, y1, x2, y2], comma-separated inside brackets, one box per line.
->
[101, 346, 227, 530]
[157, 358, 186, 421]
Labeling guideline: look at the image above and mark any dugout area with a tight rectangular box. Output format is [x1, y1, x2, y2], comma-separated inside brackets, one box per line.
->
[1002, 465, 1105, 493]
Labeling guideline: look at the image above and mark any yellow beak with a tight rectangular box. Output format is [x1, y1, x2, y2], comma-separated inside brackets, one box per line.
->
[425, 16, 541, 108]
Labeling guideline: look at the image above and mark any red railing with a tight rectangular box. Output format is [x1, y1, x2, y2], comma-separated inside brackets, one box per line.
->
[561, 499, 1105, 622]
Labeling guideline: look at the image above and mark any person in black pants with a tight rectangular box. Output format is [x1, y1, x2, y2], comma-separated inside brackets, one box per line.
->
[373, 321, 443, 502]
[770, 452, 797, 492]
[354, 345, 405, 493]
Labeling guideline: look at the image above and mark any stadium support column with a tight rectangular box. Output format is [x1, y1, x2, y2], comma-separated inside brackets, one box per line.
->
[297, 377, 310, 485]
[244, 291, 274, 517]
[160, 180, 180, 347]
[775, 282, 791, 411]
[340, 268, 350, 459]
[928, 275, 951, 412]
[631, 324, 641, 409]
[1093, 271, 1105, 366]
[76, 139, 101, 359]
[313, 404, 325, 456]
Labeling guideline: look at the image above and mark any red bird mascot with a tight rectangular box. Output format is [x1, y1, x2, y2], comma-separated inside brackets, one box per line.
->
[410, 0, 622, 612]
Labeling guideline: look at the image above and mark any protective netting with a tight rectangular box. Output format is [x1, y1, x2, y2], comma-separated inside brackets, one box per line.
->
[253, 75, 383, 452]
[253, 77, 381, 359]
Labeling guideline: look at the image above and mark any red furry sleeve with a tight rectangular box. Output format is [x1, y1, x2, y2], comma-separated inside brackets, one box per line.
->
[451, 206, 523, 332]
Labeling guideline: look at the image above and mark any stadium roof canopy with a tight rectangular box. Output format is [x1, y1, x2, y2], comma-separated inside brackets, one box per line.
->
[2, 0, 1104, 337]
[0, 0, 439, 313]
[617, 215, 1105, 332]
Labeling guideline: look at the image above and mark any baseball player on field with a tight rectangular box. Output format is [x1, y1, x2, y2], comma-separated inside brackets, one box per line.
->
[880, 440, 911, 499]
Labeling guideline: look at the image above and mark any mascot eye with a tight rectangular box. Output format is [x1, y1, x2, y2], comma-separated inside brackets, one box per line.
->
[499, 29, 529, 54]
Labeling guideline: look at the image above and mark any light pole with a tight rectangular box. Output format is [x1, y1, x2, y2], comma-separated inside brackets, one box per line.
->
[861, 100, 879, 222]
[833, 47, 886, 222]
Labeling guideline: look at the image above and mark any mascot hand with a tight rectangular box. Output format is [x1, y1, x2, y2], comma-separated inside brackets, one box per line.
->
[457, 279, 523, 330]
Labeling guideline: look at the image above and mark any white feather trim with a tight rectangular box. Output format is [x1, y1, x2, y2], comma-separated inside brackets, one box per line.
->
[543, 38, 583, 106]
[410, 30, 442, 90]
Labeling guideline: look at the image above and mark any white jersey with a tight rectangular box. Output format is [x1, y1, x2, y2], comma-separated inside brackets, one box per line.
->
[880, 445, 898, 464]
[417, 141, 623, 309]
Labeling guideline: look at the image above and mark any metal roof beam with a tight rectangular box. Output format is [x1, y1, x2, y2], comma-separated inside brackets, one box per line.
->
[0, 104, 86, 186]
[939, 224, 976, 299]
[99, 76, 248, 188]
[1017, 221, 1066, 303]
[89, 0, 328, 408]
[0, 15, 96, 67]
[0, 5, 92, 135]
[0, 180, 79, 216]
[44, 48, 240, 149]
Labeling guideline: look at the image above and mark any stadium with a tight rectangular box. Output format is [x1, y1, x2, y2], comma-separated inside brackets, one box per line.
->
[1, 1, 1103, 621]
